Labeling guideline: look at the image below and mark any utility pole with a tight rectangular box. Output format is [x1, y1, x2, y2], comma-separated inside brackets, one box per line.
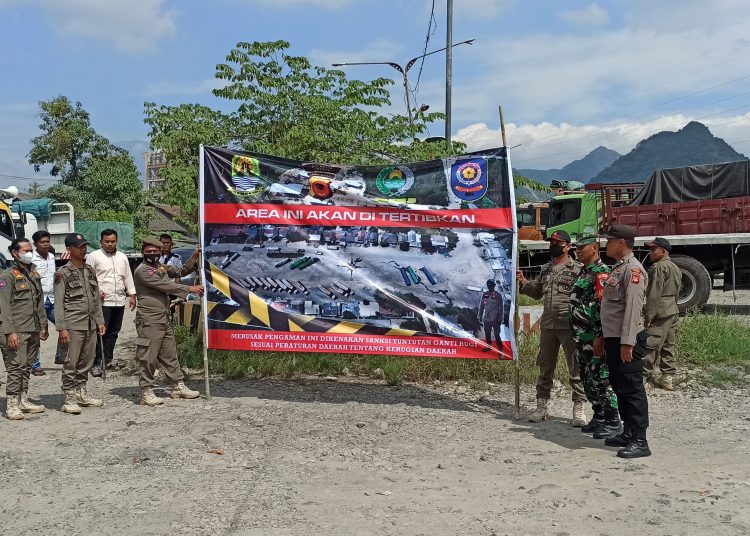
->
[445, 0, 453, 151]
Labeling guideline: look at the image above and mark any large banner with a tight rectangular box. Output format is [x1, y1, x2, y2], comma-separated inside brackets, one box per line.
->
[199, 146, 518, 359]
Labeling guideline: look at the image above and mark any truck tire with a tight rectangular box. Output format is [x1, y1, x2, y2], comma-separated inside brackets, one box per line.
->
[670, 254, 711, 313]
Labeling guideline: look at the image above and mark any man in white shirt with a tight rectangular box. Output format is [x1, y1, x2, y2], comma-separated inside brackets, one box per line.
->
[30, 231, 61, 375]
[85, 229, 137, 377]
[159, 234, 183, 280]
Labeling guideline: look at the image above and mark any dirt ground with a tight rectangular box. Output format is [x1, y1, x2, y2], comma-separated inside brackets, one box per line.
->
[1, 307, 749, 536]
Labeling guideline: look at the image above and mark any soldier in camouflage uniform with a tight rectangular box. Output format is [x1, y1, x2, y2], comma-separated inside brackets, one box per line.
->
[568, 234, 621, 438]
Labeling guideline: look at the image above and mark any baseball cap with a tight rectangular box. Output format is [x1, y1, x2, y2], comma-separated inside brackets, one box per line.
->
[64, 233, 88, 248]
[600, 224, 636, 241]
[547, 230, 572, 243]
[574, 233, 598, 247]
[645, 236, 671, 252]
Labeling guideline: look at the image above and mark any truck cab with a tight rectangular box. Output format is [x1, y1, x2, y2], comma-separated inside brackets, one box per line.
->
[546, 192, 600, 241]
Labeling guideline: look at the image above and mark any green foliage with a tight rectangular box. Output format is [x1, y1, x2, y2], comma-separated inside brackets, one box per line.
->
[676, 313, 750, 371]
[144, 40, 467, 227]
[514, 174, 550, 204]
[28, 96, 126, 188]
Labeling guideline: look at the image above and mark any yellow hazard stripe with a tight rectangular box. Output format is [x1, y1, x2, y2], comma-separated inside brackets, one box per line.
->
[248, 292, 271, 327]
[208, 263, 231, 298]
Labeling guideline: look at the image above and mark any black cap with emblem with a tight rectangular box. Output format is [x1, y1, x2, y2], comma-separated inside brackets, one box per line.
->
[64, 233, 88, 248]
[645, 236, 671, 252]
[600, 224, 636, 241]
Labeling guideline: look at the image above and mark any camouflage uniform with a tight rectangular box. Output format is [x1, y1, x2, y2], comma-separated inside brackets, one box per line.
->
[569, 258, 617, 417]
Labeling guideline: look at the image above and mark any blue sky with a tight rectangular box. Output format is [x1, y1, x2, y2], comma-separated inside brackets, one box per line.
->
[2, 0, 750, 187]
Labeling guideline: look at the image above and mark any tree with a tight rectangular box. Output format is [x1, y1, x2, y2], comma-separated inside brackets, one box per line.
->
[28, 96, 126, 188]
[514, 174, 550, 204]
[144, 40, 467, 227]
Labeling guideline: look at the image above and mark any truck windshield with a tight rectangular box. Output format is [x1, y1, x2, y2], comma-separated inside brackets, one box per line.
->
[516, 209, 533, 226]
[0, 211, 13, 240]
[548, 199, 582, 226]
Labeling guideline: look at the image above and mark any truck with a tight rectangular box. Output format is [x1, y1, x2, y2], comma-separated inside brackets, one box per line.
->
[538, 160, 750, 312]
[2, 193, 76, 263]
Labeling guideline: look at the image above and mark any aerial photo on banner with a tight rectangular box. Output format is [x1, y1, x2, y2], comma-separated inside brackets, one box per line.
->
[199, 145, 518, 359]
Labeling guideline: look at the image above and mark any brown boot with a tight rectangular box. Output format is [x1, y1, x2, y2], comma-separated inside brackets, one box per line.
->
[528, 398, 548, 422]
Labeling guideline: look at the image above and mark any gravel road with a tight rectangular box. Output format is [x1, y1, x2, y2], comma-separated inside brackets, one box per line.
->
[1, 308, 749, 536]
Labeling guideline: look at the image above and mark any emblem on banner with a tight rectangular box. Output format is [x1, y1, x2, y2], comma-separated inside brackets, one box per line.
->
[230, 155, 263, 196]
[375, 166, 415, 196]
[309, 176, 334, 200]
[450, 159, 488, 201]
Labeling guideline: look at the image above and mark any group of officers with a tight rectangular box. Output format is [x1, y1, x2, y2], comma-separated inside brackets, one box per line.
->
[517, 224, 683, 459]
[0, 232, 206, 420]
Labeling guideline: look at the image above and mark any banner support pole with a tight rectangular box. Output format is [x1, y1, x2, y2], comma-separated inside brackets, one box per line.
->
[198, 144, 211, 401]
[500, 105, 520, 418]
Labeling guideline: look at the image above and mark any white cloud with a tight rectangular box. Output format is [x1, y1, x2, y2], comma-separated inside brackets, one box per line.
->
[252, 0, 351, 8]
[455, 113, 750, 170]
[559, 3, 609, 28]
[144, 78, 227, 97]
[38, 0, 177, 53]
[311, 37, 404, 68]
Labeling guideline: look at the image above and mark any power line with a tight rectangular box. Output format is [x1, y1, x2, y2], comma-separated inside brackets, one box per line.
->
[0, 172, 59, 183]
[410, 0, 438, 101]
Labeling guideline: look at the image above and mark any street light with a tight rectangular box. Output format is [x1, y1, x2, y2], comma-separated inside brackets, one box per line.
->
[332, 38, 474, 127]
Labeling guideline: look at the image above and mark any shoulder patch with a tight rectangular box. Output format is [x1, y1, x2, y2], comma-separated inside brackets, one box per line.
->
[54, 272, 63, 283]
[630, 267, 641, 284]
[595, 273, 608, 300]
[147, 268, 157, 277]
[0, 280, 6, 289]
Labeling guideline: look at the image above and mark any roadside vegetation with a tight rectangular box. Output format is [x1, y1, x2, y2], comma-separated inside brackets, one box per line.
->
[175, 311, 750, 390]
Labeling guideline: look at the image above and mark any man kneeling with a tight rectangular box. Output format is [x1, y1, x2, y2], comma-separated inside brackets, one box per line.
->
[134, 237, 204, 406]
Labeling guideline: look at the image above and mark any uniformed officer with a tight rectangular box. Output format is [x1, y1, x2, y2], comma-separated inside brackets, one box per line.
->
[643, 237, 682, 391]
[517, 230, 586, 425]
[478, 279, 504, 353]
[0, 238, 48, 420]
[54, 233, 106, 414]
[599, 225, 651, 458]
[134, 237, 204, 406]
[568, 234, 621, 438]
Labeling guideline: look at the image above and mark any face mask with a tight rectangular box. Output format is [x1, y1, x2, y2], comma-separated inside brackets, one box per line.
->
[144, 254, 160, 264]
[19, 251, 34, 264]
[549, 245, 566, 258]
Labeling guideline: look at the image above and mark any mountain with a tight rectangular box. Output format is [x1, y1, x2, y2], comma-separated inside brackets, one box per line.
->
[515, 146, 620, 185]
[592, 121, 748, 183]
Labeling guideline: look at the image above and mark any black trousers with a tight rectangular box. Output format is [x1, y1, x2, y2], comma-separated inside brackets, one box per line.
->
[604, 336, 649, 433]
[94, 306, 125, 367]
[484, 321, 501, 346]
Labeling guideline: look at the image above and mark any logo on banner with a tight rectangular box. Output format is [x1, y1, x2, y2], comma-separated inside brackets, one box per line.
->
[451, 159, 488, 201]
[309, 176, 334, 200]
[230, 156, 262, 196]
[376, 166, 415, 196]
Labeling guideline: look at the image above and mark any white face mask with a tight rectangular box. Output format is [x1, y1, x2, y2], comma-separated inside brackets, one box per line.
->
[19, 251, 34, 264]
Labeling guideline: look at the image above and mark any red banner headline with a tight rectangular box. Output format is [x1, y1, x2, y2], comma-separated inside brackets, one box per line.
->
[204, 204, 512, 229]
[207, 330, 514, 360]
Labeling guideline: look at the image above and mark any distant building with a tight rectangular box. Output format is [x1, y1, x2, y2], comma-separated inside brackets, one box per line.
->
[144, 151, 166, 190]
[304, 301, 320, 316]
[321, 302, 340, 317]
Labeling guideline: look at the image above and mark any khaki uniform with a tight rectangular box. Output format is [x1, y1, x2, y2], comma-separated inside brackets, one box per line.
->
[643, 256, 682, 377]
[601, 253, 649, 434]
[520, 257, 585, 402]
[54, 263, 105, 391]
[133, 259, 196, 389]
[0, 263, 47, 395]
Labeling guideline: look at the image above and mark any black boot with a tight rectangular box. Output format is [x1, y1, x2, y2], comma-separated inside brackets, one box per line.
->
[617, 428, 651, 458]
[604, 424, 631, 447]
[593, 410, 623, 439]
[581, 410, 606, 433]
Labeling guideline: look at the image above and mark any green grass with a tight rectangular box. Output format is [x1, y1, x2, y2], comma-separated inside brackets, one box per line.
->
[517, 294, 542, 307]
[675, 313, 750, 387]
[175, 325, 573, 387]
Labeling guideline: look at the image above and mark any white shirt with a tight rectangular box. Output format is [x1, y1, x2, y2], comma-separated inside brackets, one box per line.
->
[32, 249, 56, 304]
[86, 248, 136, 307]
[159, 252, 183, 269]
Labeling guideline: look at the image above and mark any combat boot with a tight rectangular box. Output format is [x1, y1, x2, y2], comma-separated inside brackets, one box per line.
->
[5, 395, 24, 420]
[60, 391, 82, 415]
[75, 386, 103, 407]
[572, 401, 586, 427]
[528, 398, 548, 422]
[581, 410, 606, 433]
[19, 391, 46, 413]
[658, 374, 675, 391]
[617, 429, 651, 458]
[593, 410, 623, 439]
[604, 424, 631, 447]
[171, 381, 200, 400]
[140, 388, 164, 407]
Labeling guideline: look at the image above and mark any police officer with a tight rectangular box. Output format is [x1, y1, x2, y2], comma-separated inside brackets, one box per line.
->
[478, 279, 504, 353]
[568, 234, 621, 438]
[517, 230, 586, 425]
[55, 233, 107, 414]
[134, 237, 204, 406]
[599, 225, 651, 458]
[643, 237, 682, 391]
[0, 238, 48, 420]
